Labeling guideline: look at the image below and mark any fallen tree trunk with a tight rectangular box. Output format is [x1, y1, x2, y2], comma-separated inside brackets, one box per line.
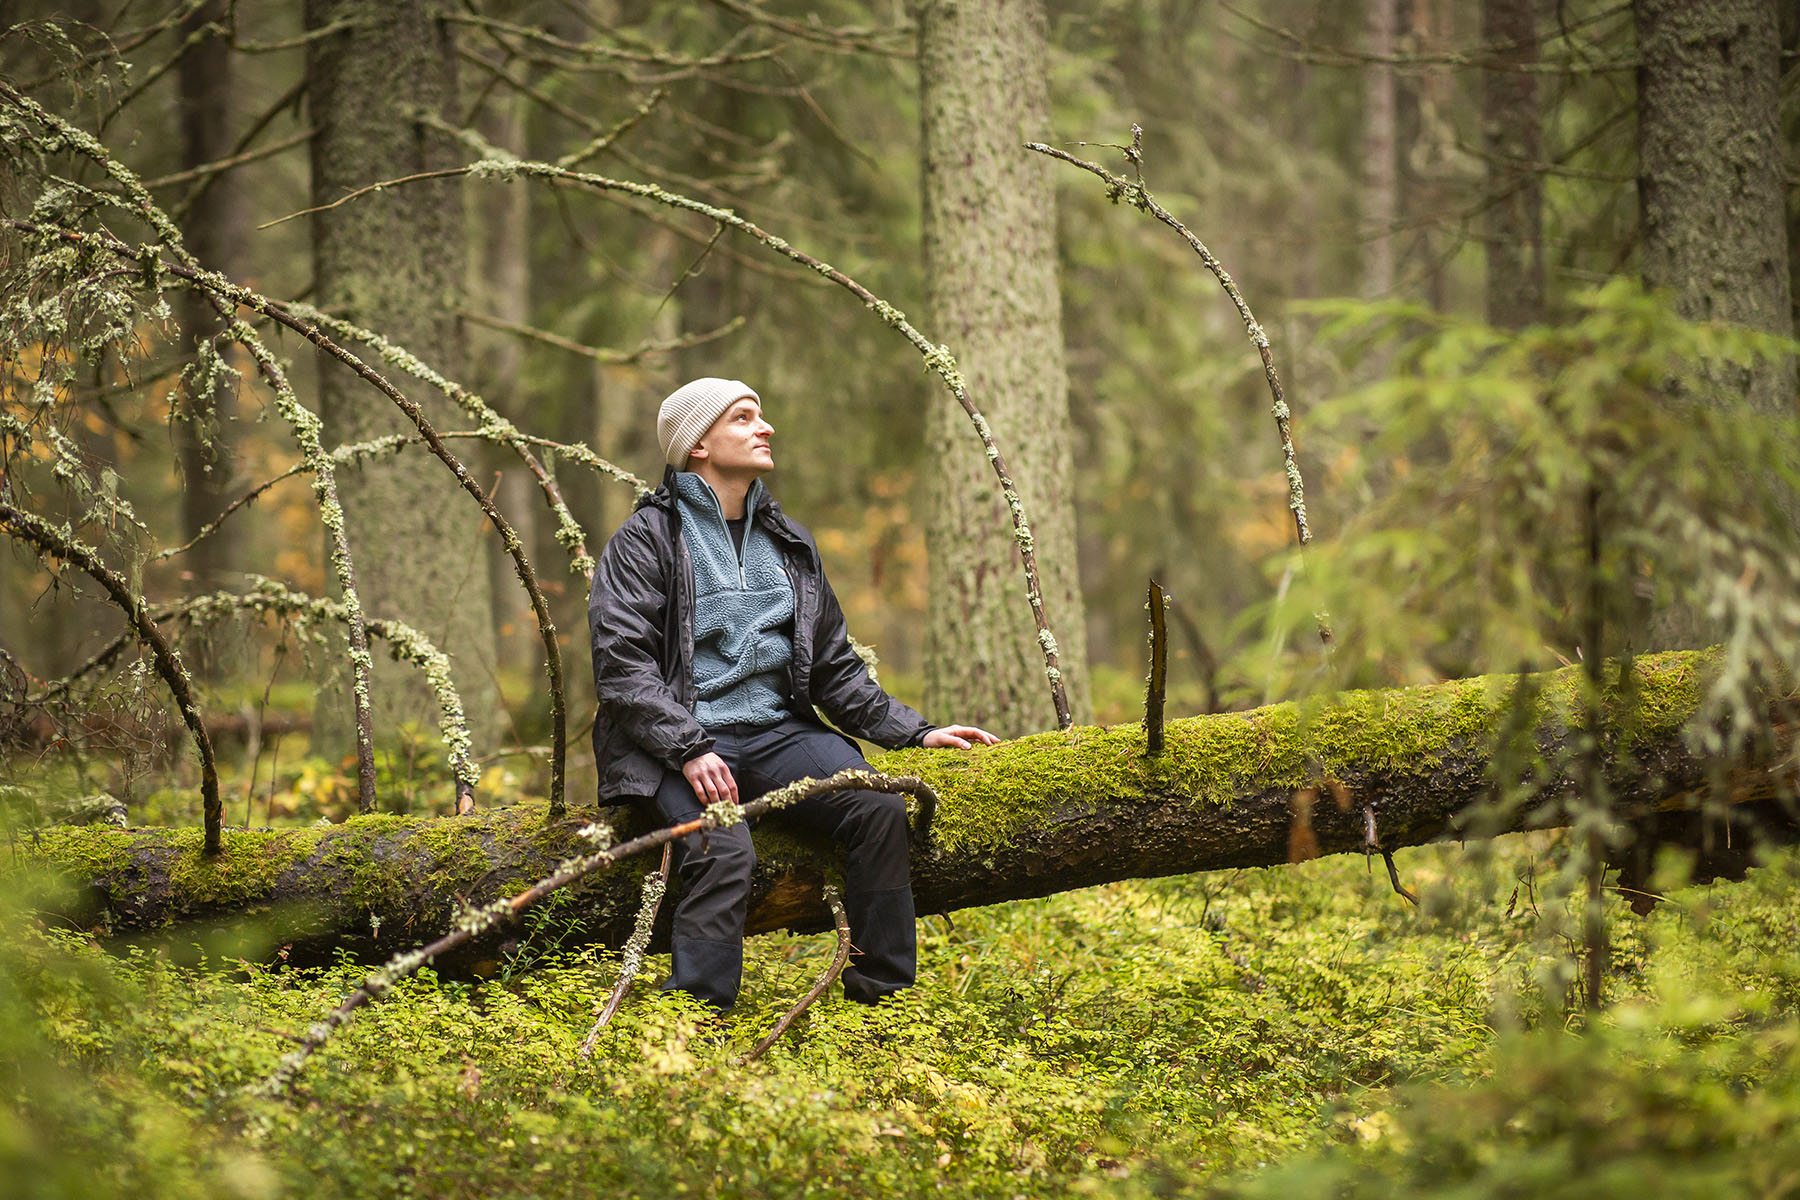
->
[9, 651, 1792, 970]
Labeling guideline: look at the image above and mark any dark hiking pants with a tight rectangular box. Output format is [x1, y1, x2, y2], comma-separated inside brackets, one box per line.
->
[648, 716, 916, 1011]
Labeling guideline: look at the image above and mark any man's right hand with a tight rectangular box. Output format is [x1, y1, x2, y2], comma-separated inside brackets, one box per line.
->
[683, 751, 738, 805]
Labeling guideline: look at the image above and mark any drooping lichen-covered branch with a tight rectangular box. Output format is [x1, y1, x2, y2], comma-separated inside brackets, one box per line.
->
[14, 652, 1788, 968]
[0, 501, 223, 853]
[3, 218, 577, 818]
[0, 79, 384, 813]
[1027, 130, 1313, 553]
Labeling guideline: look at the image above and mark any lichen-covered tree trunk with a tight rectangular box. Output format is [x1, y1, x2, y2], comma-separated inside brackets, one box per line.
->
[304, 0, 500, 751]
[173, 0, 245, 669]
[916, 0, 1089, 738]
[18, 652, 1789, 973]
[1636, 0, 1796, 646]
[1481, 0, 1545, 328]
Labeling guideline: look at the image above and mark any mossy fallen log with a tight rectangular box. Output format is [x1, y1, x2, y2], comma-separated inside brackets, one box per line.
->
[9, 651, 1791, 970]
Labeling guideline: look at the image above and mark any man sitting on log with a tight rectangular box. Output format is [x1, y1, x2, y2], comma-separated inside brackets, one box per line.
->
[588, 377, 998, 1012]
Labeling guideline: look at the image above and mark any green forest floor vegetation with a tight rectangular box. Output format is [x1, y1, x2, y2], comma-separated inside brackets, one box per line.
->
[4, 834, 1799, 1198]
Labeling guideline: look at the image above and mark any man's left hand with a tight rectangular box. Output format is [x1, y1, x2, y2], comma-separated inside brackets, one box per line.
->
[922, 724, 1001, 750]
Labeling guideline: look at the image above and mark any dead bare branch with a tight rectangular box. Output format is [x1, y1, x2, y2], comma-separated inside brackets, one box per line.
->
[738, 884, 853, 1066]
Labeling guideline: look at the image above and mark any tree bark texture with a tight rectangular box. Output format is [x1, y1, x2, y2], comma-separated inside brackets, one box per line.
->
[1636, 0, 1797, 651]
[1636, 0, 1794, 409]
[917, 0, 1090, 738]
[304, 0, 501, 750]
[1481, 0, 1545, 328]
[1785, 3, 1800, 337]
[18, 652, 1788, 972]
[174, 1, 246, 650]
[467, 90, 541, 674]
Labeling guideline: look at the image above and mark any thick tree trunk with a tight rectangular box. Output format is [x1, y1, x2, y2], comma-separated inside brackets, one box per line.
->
[917, 0, 1089, 737]
[1636, 0, 1793, 404]
[18, 652, 1788, 971]
[304, 0, 501, 751]
[173, 0, 245, 670]
[1636, 0, 1796, 647]
[1481, 0, 1545, 328]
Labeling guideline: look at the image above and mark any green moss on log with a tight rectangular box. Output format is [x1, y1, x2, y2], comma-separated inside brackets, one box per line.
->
[8, 652, 1725, 929]
[880, 650, 1715, 853]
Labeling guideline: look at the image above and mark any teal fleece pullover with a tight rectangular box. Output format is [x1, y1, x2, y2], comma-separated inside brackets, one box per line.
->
[673, 472, 796, 729]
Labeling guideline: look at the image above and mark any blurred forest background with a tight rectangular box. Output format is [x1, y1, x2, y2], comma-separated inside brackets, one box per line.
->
[8, 0, 1791, 813]
[4, 1, 1800, 1197]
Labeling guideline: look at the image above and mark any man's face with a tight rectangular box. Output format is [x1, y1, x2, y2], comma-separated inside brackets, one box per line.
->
[690, 397, 774, 476]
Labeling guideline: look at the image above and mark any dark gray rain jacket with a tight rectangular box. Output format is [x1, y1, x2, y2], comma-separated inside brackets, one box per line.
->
[588, 468, 934, 803]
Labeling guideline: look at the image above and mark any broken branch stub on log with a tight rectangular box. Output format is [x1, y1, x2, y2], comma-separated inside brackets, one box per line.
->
[11, 651, 1791, 971]
[1144, 578, 1169, 757]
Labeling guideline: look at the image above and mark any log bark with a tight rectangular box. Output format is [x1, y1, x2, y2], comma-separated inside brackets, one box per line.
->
[11, 651, 1791, 972]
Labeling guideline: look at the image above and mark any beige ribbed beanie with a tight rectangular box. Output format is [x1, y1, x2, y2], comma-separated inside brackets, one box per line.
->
[656, 377, 760, 469]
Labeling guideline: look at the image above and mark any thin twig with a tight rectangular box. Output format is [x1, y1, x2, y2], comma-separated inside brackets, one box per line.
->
[19, 0, 214, 92]
[704, 0, 914, 57]
[577, 844, 671, 1060]
[97, 13, 222, 130]
[1219, 1, 1636, 74]
[27, 579, 479, 798]
[231, 17, 358, 53]
[554, 86, 667, 171]
[269, 301, 609, 579]
[737, 884, 852, 1066]
[443, 11, 781, 71]
[151, 424, 640, 577]
[255, 168, 467, 230]
[141, 127, 313, 190]
[1361, 804, 1418, 906]
[171, 76, 308, 224]
[459, 308, 744, 365]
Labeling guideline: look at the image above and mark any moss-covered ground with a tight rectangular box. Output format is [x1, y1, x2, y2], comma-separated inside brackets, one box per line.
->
[4, 830, 1798, 1199]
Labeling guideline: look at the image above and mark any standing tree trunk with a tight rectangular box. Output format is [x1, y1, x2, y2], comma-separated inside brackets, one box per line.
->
[468, 91, 540, 678]
[304, 1, 501, 756]
[173, 0, 245, 670]
[1361, 0, 1400, 302]
[1637, 0, 1797, 649]
[1785, 3, 1800, 338]
[917, 0, 1089, 737]
[1636, 0, 1793, 409]
[1481, 0, 1545, 328]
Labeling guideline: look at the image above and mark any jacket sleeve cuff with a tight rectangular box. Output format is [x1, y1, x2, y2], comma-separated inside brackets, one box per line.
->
[666, 732, 715, 770]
